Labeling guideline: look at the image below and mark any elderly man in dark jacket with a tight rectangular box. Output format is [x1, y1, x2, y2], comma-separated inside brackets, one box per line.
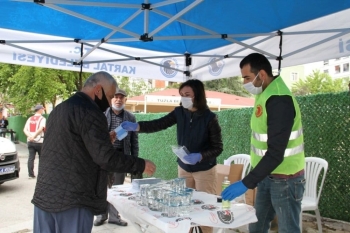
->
[32, 71, 156, 233]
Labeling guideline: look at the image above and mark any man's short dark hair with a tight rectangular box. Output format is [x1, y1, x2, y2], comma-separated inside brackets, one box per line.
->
[239, 53, 273, 77]
[179, 79, 207, 110]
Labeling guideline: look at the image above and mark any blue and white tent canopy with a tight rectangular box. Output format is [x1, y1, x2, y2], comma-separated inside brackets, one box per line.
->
[1, 0, 350, 81]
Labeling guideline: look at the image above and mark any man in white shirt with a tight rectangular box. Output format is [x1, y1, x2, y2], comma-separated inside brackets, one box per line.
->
[23, 105, 46, 178]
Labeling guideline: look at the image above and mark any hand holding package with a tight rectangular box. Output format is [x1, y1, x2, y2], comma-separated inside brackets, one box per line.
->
[221, 180, 248, 201]
[114, 125, 127, 140]
[182, 153, 202, 165]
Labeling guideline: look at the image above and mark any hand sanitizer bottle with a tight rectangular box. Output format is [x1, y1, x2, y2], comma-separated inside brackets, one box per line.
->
[222, 176, 231, 210]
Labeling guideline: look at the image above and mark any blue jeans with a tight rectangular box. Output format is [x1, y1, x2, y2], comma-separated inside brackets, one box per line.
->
[249, 174, 305, 233]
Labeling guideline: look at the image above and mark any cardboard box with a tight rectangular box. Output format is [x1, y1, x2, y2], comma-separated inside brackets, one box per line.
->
[245, 188, 257, 206]
[216, 164, 243, 195]
[216, 164, 257, 206]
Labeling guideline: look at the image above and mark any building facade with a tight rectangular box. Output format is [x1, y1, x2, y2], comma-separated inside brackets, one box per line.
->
[279, 56, 350, 88]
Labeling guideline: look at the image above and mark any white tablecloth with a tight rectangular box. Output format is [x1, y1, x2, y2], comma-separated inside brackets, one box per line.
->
[107, 184, 257, 233]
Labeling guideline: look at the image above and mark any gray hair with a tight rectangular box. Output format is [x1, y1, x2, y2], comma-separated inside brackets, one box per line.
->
[83, 71, 117, 88]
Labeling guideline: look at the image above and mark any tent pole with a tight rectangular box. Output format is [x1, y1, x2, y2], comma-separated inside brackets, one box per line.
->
[184, 53, 191, 80]
[277, 30, 283, 75]
[143, 0, 149, 35]
[144, 95, 147, 113]
[79, 43, 83, 91]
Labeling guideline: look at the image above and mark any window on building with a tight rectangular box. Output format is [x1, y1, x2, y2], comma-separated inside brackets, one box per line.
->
[324, 69, 329, 74]
[343, 63, 349, 72]
[335, 65, 341, 73]
[291, 72, 298, 81]
[323, 60, 329, 65]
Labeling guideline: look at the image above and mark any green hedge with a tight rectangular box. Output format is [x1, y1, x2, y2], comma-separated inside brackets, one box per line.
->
[8, 92, 350, 222]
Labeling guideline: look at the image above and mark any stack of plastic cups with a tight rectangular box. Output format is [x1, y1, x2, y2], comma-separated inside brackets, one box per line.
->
[147, 186, 158, 211]
[161, 190, 171, 216]
[136, 178, 195, 218]
[139, 184, 150, 206]
[179, 189, 192, 216]
[153, 186, 164, 211]
[167, 192, 180, 218]
[175, 177, 186, 193]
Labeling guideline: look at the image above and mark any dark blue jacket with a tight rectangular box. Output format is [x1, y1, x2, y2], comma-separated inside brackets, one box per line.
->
[138, 106, 223, 172]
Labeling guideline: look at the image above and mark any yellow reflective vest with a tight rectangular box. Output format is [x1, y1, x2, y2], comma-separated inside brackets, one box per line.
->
[250, 76, 305, 174]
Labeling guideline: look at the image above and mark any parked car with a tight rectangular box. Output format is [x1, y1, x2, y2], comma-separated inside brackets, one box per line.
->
[0, 137, 20, 185]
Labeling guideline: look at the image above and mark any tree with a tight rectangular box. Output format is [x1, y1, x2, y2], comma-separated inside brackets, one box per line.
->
[0, 64, 20, 108]
[115, 76, 158, 97]
[203, 76, 251, 97]
[292, 70, 348, 96]
[0, 63, 92, 115]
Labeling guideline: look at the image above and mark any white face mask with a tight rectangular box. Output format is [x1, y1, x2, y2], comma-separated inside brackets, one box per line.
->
[243, 72, 264, 95]
[181, 97, 193, 109]
[112, 104, 124, 111]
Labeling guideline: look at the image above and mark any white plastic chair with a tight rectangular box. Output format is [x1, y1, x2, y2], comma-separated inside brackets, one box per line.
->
[300, 157, 328, 233]
[223, 154, 251, 203]
[224, 154, 251, 179]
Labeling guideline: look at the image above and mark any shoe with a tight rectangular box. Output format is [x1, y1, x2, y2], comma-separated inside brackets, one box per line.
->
[108, 218, 128, 226]
[29, 175, 36, 179]
[93, 218, 107, 226]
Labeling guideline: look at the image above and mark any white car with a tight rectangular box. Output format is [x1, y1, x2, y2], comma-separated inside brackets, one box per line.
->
[0, 137, 20, 185]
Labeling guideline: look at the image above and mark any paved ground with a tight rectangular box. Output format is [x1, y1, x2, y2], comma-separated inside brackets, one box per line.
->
[0, 142, 348, 233]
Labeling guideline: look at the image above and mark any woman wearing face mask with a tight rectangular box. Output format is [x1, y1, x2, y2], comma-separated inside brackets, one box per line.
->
[121, 79, 223, 233]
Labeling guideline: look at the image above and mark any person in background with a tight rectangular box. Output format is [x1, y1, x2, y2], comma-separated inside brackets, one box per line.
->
[94, 89, 138, 227]
[0, 116, 9, 137]
[31, 71, 156, 233]
[121, 79, 223, 233]
[23, 105, 46, 179]
[222, 53, 305, 233]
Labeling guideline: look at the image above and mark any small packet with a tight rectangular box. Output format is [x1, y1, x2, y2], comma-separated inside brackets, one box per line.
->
[114, 125, 127, 141]
[171, 145, 191, 164]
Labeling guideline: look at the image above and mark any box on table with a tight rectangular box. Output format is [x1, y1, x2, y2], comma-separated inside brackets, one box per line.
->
[132, 177, 162, 190]
[216, 164, 257, 206]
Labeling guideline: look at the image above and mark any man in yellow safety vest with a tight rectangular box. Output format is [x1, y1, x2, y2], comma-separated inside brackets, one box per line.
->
[222, 53, 305, 233]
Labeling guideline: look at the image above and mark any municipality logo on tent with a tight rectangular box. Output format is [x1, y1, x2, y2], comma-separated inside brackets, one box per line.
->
[208, 57, 225, 76]
[160, 58, 178, 78]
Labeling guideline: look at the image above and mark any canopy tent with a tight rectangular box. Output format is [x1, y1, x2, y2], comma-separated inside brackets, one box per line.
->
[1, 0, 350, 82]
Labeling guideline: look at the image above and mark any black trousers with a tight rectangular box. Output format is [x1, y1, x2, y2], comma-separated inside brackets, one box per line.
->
[96, 172, 126, 222]
[0, 128, 6, 137]
[27, 141, 42, 177]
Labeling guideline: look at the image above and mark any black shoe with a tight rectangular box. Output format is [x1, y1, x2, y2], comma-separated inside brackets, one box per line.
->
[108, 218, 128, 226]
[93, 218, 107, 226]
[29, 175, 36, 179]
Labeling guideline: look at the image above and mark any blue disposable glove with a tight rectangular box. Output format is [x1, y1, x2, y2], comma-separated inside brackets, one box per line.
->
[182, 153, 202, 165]
[121, 121, 138, 131]
[221, 180, 248, 201]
